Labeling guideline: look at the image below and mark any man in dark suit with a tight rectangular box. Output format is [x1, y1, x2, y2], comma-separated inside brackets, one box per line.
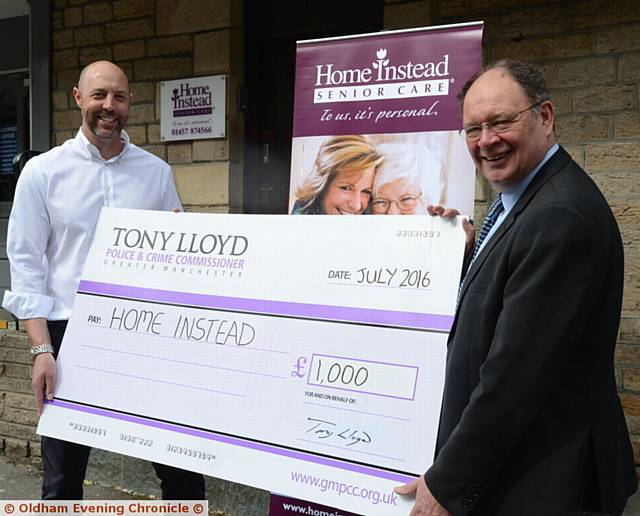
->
[396, 60, 637, 515]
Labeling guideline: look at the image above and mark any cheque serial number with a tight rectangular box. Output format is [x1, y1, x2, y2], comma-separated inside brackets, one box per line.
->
[69, 422, 107, 437]
[396, 229, 440, 238]
[119, 433, 153, 447]
[166, 444, 216, 462]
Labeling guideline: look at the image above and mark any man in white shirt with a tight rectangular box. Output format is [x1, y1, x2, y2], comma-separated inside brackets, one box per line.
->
[3, 60, 206, 500]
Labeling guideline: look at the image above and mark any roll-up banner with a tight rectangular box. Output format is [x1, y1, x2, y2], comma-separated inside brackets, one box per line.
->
[277, 22, 483, 515]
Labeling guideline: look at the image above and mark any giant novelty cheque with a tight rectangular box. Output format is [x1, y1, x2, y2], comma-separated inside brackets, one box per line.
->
[38, 209, 464, 515]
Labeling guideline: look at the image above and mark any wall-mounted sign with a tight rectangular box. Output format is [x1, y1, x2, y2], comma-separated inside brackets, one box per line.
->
[160, 75, 226, 141]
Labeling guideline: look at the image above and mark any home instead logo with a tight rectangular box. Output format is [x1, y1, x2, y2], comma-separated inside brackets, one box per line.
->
[313, 49, 451, 104]
[171, 82, 213, 117]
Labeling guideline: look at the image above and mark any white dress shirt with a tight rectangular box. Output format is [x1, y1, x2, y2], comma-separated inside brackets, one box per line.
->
[2, 129, 182, 321]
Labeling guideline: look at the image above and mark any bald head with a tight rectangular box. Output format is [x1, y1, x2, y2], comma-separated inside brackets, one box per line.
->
[77, 60, 130, 94]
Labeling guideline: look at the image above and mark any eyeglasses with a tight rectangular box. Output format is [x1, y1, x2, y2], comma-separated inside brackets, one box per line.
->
[458, 101, 543, 141]
[371, 194, 422, 214]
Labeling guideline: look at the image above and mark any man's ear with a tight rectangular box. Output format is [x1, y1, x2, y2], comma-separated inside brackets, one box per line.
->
[540, 100, 555, 135]
[72, 86, 82, 108]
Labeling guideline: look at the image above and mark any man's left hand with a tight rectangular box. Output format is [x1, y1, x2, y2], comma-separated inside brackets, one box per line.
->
[394, 475, 451, 516]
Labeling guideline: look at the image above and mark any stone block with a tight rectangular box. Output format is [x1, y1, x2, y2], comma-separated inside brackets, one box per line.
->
[585, 143, 640, 172]
[573, 85, 636, 113]
[53, 0, 67, 9]
[141, 145, 167, 161]
[624, 266, 640, 314]
[596, 24, 640, 53]
[474, 172, 487, 203]
[53, 15, 64, 31]
[621, 228, 640, 259]
[569, 0, 640, 29]
[53, 29, 74, 50]
[562, 145, 585, 167]
[126, 125, 147, 145]
[64, 6, 83, 27]
[440, 0, 556, 17]
[105, 18, 154, 42]
[621, 392, 640, 416]
[128, 103, 155, 125]
[114, 40, 146, 62]
[3, 363, 31, 379]
[55, 130, 75, 146]
[113, 0, 155, 19]
[549, 89, 572, 115]
[53, 49, 78, 70]
[52, 90, 69, 110]
[147, 35, 193, 57]
[555, 114, 610, 143]
[131, 82, 155, 103]
[0, 420, 38, 441]
[615, 112, 640, 139]
[542, 58, 615, 89]
[83, 2, 112, 24]
[55, 68, 81, 91]
[147, 124, 161, 143]
[194, 30, 230, 74]
[621, 318, 640, 344]
[611, 200, 640, 227]
[383, 1, 431, 30]
[193, 140, 228, 161]
[31, 439, 42, 457]
[134, 57, 192, 80]
[5, 392, 35, 411]
[167, 143, 192, 164]
[183, 205, 229, 213]
[619, 54, 640, 84]
[4, 437, 30, 461]
[4, 406, 38, 426]
[74, 26, 106, 46]
[53, 109, 82, 130]
[173, 162, 229, 205]
[500, 5, 569, 38]
[616, 343, 640, 365]
[621, 367, 640, 394]
[493, 33, 591, 62]
[1, 332, 30, 349]
[591, 172, 640, 198]
[79, 46, 113, 66]
[0, 346, 29, 364]
[157, 0, 231, 35]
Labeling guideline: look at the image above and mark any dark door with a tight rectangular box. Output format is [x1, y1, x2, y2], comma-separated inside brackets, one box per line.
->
[243, 0, 384, 214]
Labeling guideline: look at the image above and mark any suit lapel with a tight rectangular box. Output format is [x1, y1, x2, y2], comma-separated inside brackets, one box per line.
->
[454, 147, 572, 315]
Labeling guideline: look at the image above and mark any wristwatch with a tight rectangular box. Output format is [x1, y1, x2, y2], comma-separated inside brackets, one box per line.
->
[30, 343, 54, 358]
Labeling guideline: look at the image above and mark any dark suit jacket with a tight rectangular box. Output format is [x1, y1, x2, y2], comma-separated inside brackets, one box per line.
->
[425, 147, 637, 516]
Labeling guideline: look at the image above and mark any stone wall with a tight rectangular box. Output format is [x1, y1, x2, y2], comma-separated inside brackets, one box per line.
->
[385, 0, 640, 462]
[50, 0, 245, 213]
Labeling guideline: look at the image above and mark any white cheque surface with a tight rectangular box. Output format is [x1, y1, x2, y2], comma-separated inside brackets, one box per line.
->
[38, 209, 465, 515]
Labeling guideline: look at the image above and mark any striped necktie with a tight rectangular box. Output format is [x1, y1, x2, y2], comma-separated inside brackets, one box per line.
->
[457, 194, 504, 307]
[470, 194, 504, 263]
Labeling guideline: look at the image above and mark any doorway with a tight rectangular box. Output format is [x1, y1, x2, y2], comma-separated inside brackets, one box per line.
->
[243, 0, 384, 214]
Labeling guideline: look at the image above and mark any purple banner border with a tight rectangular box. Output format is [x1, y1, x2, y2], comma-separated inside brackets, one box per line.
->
[78, 280, 453, 331]
[47, 399, 416, 484]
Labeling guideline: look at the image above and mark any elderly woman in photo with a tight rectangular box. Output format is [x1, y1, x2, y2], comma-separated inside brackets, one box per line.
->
[371, 145, 426, 215]
[291, 135, 384, 215]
